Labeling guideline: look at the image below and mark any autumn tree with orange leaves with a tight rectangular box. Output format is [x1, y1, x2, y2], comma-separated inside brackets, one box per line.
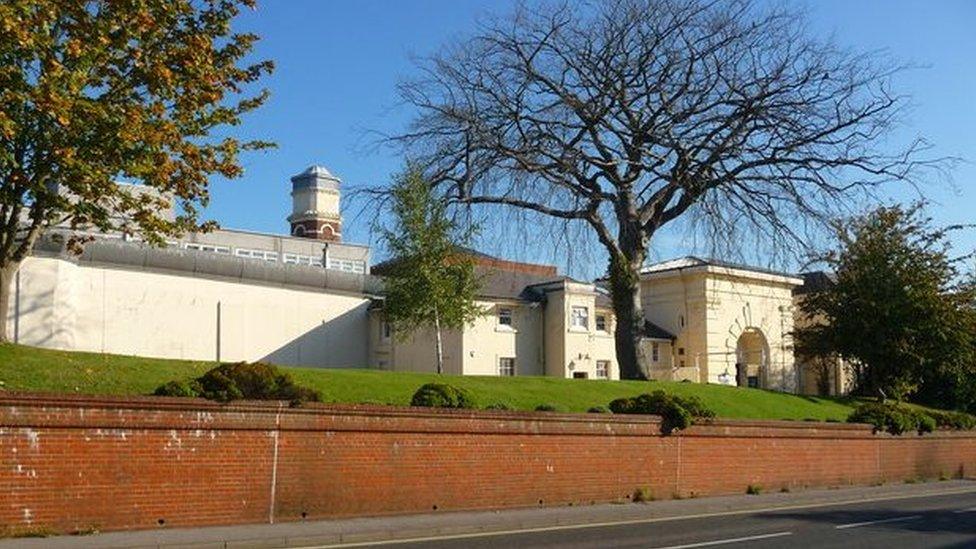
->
[0, 0, 273, 342]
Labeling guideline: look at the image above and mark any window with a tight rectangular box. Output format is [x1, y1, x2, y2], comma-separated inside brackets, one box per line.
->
[283, 253, 323, 267]
[651, 342, 660, 363]
[595, 314, 607, 332]
[327, 258, 366, 274]
[235, 248, 278, 262]
[570, 306, 589, 329]
[678, 347, 685, 356]
[679, 314, 685, 328]
[573, 371, 589, 379]
[497, 307, 513, 328]
[381, 321, 391, 342]
[595, 360, 610, 379]
[498, 357, 516, 377]
[184, 243, 230, 255]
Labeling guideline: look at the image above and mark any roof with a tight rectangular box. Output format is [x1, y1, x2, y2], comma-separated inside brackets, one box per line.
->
[475, 265, 571, 301]
[642, 320, 676, 340]
[794, 271, 837, 296]
[640, 256, 800, 281]
[291, 165, 339, 181]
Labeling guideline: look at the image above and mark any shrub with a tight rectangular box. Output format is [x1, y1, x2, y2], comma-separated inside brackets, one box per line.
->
[746, 484, 762, 495]
[484, 402, 513, 411]
[607, 391, 715, 434]
[924, 409, 976, 430]
[153, 380, 201, 398]
[534, 403, 558, 412]
[410, 383, 474, 409]
[153, 362, 320, 405]
[847, 402, 935, 435]
[587, 406, 610, 414]
[632, 487, 654, 502]
[608, 397, 636, 414]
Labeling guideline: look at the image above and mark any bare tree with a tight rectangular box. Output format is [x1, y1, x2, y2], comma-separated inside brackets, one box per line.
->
[390, 0, 943, 379]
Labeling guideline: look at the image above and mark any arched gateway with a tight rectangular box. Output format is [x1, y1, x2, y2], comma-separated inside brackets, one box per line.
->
[735, 328, 769, 388]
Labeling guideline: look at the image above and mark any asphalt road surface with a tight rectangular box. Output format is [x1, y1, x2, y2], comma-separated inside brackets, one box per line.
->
[342, 490, 976, 549]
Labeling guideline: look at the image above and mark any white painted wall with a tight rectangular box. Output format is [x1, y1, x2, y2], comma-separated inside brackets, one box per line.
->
[9, 256, 370, 368]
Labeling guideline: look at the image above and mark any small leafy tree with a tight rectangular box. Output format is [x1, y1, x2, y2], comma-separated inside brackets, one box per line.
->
[797, 203, 976, 409]
[380, 167, 483, 374]
[0, 0, 273, 342]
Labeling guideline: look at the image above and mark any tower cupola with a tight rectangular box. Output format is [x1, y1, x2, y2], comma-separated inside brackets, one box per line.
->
[288, 165, 341, 241]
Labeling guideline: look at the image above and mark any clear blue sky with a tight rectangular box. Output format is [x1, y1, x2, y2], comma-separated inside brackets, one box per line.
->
[207, 0, 975, 279]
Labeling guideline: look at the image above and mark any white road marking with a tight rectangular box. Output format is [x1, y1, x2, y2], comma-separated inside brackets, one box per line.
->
[835, 515, 922, 529]
[652, 531, 793, 548]
[295, 486, 976, 548]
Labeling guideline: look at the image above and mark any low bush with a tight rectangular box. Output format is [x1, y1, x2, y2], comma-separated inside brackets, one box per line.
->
[153, 362, 320, 405]
[847, 402, 935, 435]
[746, 484, 762, 495]
[924, 409, 976, 430]
[410, 383, 474, 409]
[484, 402, 513, 411]
[153, 380, 201, 398]
[534, 403, 558, 412]
[587, 406, 610, 414]
[607, 391, 716, 434]
[632, 487, 654, 502]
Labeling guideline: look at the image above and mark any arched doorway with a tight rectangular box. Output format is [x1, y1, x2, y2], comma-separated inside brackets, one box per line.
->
[735, 328, 769, 388]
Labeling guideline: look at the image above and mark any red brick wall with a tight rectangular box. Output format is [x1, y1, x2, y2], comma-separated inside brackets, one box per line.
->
[2, 392, 976, 535]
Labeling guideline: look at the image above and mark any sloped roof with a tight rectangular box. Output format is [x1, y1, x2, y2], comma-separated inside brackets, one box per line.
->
[642, 320, 676, 340]
[794, 271, 837, 296]
[291, 165, 339, 181]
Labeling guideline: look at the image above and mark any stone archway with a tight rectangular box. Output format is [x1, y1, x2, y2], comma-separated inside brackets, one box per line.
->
[735, 328, 769, 388]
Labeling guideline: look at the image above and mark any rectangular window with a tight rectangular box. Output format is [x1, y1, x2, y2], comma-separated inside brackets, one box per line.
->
[283, 253, 324, 267]
[381, 321, 391, 341]
[570, 306, 589, 329]
[235, 248, 278, 262]
[498, 307, 513, 327]
[678, 347, 685, 356]
[595, 360, 610, 379]
[573, 371, 589, 379]
[184, 242, 231, 254]
[652, 342, 660, 363]
[327, 258, 366, 273]
[595, 314, 607, 332]
[498, 357, 516, 377]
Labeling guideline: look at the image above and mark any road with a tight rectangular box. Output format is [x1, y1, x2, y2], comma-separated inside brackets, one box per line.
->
[330, 490, 976, 549]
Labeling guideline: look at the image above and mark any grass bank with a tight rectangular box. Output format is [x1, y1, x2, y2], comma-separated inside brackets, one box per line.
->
[0, 344, 859, 420]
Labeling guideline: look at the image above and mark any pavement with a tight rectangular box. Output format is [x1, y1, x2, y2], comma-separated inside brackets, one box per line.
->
[4, 480, 976, 548]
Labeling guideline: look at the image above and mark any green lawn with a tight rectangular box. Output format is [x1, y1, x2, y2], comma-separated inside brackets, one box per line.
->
[0, 343, 858, 420]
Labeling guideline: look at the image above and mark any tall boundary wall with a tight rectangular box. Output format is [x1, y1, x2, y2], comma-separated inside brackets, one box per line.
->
[2, 392, 976, 534]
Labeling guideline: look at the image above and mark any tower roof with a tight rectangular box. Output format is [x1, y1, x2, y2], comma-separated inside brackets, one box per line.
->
[291, 165, 340, 183]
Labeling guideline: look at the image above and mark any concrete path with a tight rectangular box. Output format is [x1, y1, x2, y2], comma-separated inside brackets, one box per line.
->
[4, 480, 976, 548]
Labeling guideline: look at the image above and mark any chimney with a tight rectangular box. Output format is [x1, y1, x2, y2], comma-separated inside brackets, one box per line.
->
[288, 165, 341, 242]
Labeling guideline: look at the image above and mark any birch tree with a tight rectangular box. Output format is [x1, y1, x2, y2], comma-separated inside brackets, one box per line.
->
[380, 167, 482, 374]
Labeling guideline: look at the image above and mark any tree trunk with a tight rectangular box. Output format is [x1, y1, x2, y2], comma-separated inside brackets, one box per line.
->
[608, 251, 647, 380]
[0, 261, 20, 344]
[434, 307, 444, 375]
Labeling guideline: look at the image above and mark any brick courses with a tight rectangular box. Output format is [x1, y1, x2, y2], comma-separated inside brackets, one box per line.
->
[2, 392, 975, 534]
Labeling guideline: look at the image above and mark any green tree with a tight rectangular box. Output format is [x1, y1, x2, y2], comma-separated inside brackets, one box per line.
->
[380, 167, 483, 374]
[797, 203, 976, 409]
[0, 0, 273, 342]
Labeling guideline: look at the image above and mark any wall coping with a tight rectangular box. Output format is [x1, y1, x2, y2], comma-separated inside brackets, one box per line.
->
[4, 391, 973, 440]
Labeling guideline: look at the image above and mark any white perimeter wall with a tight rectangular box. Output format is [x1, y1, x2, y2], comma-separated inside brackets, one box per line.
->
[8, 256, 370, 367]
